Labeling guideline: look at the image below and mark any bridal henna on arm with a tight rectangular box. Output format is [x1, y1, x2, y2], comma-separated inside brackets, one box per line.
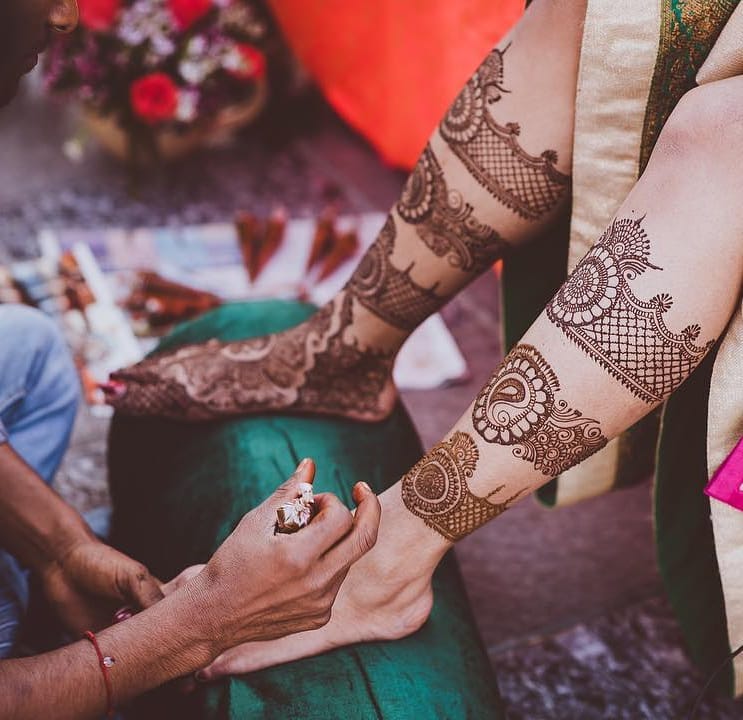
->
[546, 215, 715, 403]
[401, 431, 524, 542]
[397, 144, 507, 273]
[472, 344, 607, 476]
[439, 45, 570, 221]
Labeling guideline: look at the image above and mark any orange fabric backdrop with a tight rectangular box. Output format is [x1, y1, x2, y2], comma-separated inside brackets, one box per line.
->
[269, 0, 525, 169]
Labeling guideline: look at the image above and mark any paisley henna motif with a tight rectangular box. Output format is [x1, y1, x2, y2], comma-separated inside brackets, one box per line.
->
[547, 216, 715, 403]
[439, 46, 569, 221]
[473, 344, 607, 476]
[401, 431, 524, 541]
[397, 144, 507, 272]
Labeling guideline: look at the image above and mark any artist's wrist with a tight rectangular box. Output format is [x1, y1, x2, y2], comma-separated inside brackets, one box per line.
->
[27, 505, 95, 575]
[174, 570, 228, 662]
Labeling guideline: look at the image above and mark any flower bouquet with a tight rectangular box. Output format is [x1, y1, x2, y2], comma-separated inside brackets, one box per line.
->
[44, 0, 274, 164]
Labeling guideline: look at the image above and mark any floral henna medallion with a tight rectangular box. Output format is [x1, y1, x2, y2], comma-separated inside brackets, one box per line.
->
[397, 144, 507, 272]
[472, 345, 607, 477]
[346, 214, 445, 331]
[401, 431, 524, 541]
[546, 216, 715, 403]
[439, 45, 569, 221]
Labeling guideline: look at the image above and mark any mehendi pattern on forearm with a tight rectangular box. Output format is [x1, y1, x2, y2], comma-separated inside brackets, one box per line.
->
[346, 214, 445, 331]
[439, 46, 570, 221]
[546, 215, 714, 403]
[401, 431, 524, 541]
[396, 144, 507, 272]
[472, 344, 607, 476]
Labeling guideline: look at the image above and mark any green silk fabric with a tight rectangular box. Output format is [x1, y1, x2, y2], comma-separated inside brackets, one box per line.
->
[108, 300, 504, 719]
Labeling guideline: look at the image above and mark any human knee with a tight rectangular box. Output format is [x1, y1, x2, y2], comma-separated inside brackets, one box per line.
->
[655, 78, 743, 158]
[0, 305, 78, 408]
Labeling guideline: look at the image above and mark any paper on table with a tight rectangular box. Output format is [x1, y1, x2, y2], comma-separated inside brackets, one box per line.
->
[41, 213, 469, 391]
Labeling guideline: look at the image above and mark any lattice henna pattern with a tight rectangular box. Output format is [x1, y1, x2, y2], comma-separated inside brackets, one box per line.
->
[472, 344, 607, 476]
[401, 431, 524, 541]
[397, 143, 507, 272]
[346, 214, 445, 331]
[546, 216, 714, 403]
[439, 46, 570, 221]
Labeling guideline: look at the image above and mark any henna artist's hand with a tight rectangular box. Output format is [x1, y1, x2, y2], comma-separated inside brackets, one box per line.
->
[40, 539, 163, 634]
[103, 297, 397, 423]
[183, 459, 382, 652]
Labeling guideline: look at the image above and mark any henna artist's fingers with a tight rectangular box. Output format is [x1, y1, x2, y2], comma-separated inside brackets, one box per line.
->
[196, 634, 331, 680]
[289, 492, 355, 556]
[269, 459, 315, 504]
[125, 568, 165, 610]
[320, 482, 380, 569]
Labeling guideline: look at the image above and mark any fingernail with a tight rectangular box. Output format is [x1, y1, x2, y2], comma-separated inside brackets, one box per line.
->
[194, 670, 208, 683]
[297, 458, 311, 471]
[358, 481, 373, 494]
[99, 380, 127, 398]
[113, 606, 134, 624]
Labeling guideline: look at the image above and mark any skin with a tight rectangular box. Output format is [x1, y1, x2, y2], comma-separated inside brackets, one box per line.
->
[0, 462, 383, 719]
[0, 0, 78, 107]
[109, 0, 742, 677]
[108, 0, 580, 421]
[0, 3, 383, 714]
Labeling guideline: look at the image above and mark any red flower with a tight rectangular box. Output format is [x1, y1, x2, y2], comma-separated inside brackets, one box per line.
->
[227, 44, 266, 81]
[130, 74, 179, 124]
[168, 0, 213, 31]
[78, 0, 121, 31]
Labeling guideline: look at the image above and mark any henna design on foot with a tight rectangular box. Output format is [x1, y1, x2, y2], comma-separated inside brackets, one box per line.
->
[472, 344, 607, 476]
[297, 293, 394, 416]
[546, 216, 714, 403]
[346, 215, 445, 331]
[397, 144, 507, 272]
[439, 46, 569, 221]
[111, 295, 395, 420]
[401, 431, 524, 541]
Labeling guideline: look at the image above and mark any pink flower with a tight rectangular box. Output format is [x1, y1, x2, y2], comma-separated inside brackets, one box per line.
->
[130, 73, 179, 124]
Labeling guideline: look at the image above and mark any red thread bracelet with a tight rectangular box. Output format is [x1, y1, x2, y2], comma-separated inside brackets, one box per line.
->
[84, 630, 115, 718]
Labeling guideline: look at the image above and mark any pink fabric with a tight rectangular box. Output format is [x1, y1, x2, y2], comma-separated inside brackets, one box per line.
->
[705, 435, 743, 511]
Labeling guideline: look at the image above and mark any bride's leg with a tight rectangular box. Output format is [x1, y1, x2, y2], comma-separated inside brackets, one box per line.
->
[109, 0, 586, 421]
[199, 76, 743, 676]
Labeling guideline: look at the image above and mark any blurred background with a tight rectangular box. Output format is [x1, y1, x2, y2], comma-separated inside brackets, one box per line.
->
[1, 1, 742, 718]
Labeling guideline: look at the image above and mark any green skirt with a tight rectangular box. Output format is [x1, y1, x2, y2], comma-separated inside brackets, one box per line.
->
[108, 300, 504, 719]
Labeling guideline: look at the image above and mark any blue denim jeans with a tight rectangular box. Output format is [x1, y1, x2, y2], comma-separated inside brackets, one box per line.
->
[0, 305, 80, 658]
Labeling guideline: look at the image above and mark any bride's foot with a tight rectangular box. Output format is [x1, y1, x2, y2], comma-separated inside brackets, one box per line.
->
[105, 293, 399, 422]
[194, 490, 446, 679]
